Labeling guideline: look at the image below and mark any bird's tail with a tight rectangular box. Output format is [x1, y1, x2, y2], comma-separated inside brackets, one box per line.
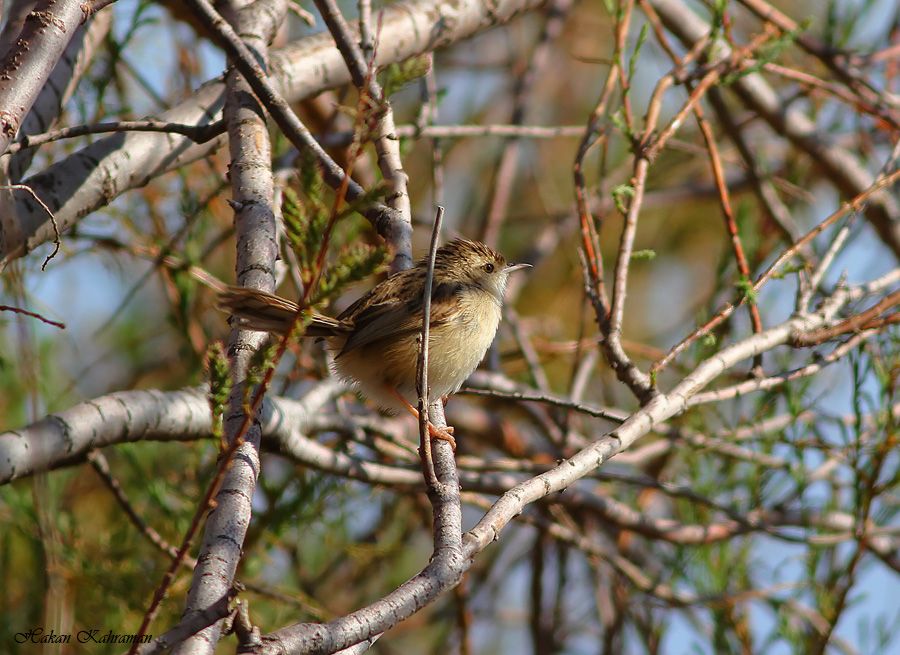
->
[218, 287, 347, 337]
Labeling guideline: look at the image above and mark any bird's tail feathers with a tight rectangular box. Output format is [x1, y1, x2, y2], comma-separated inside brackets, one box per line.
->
[218, 287, 346, 336]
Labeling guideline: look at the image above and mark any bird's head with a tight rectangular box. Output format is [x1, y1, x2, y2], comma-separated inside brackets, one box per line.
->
[429, 238, 531, 301]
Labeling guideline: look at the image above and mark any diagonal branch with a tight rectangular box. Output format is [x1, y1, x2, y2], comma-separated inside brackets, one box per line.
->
[311, 0, 412, 271]
[0, 0, 94, 154]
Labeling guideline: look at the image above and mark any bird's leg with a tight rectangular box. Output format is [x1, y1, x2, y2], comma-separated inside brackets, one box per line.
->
[391, 388, 457, 451]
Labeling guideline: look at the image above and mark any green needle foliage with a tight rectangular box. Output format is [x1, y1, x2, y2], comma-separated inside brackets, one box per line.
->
[206, 341, 231, 441]
[281, 161, 387, 309]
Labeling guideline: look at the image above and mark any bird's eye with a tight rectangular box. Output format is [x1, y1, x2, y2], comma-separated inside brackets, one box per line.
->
[483, 263, 495, 273]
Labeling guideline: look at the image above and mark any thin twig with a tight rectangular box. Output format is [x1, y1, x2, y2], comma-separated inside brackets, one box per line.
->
[5, 118, 225, 154]
[2, 183, 60, 270]
[790, 289, 900, 347]
[572, 1, 630, 314]
[459, 387, 626, 423]
[802, 140, 900, 309]
[87, 450, 186, 561]
[735, 0, 900, 128]
[0, 304, 65, 329]
[91, 183, 227, 339]
[419, 64, 445, 206]
[481, 0, 573, 247]
[318, 124, 588, 146]
[650, 0, 900, 258]
[688, 327, 879, 406]
[691, 99, 765, 346]
[306, 30, 385, 301]
[704, 85, 804, 245]
[417, 206, 444, 489]
[504, 308, 551, 392]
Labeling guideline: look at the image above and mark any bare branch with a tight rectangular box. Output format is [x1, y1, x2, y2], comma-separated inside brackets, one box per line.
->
[0, 303, 65, 328]
[0, 0, 93, 154]
[416, 207, 444, 488]
[6, 6, 111, 180]
[5, 118, 226, 154]
[168, 2, 284, 653]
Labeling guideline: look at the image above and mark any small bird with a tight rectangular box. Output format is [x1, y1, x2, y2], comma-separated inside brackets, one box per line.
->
[219, 238, 530, 447]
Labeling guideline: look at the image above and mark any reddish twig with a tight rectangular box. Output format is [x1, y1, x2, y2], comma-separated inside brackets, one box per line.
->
[761, 62, 894, 124]
[588, 22, 785, 397]
[691, 101, 765, 337]
[644, 25, 781, 161]
[307, 24, 384, 298]
[0, 304, 65, 329]
[573, 0, 634, 319]
[735, 0, 900, 131]
[705, 86, 805, 246]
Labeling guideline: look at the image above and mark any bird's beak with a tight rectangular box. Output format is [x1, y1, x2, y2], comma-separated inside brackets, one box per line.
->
[504, 263, 532, 273]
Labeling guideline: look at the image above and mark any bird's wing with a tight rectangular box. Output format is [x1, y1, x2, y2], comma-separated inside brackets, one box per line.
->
[337, 283, 461, 356]
[335, 267, 416, 322]
[307, 314, 352, 337]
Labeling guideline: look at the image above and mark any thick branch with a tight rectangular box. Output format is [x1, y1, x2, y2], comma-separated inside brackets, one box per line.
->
[6, 6, 111, 181]
[173, 2, 284, 653]
[0, 0, 89, 154]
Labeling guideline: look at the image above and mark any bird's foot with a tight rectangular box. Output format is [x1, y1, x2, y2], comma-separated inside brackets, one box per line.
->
[391, 387, 457, 450]
[427, 422, 456, 451]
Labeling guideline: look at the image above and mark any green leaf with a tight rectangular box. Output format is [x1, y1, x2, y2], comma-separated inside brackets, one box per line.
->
[628, 24, 649, 85]
[315, 244, 387, 304]
[630, 249, 656, 261]
[206, 341, 232, 441]
[612, 183, 635, 214]
[379, 56, 431, 97]
[734, 276, 758, 304]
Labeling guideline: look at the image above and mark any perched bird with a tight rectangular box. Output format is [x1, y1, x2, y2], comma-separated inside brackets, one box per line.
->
[219, 238, 530, 447]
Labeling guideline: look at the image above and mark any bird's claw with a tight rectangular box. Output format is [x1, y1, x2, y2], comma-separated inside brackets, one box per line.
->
[428, 423, 457, 451]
